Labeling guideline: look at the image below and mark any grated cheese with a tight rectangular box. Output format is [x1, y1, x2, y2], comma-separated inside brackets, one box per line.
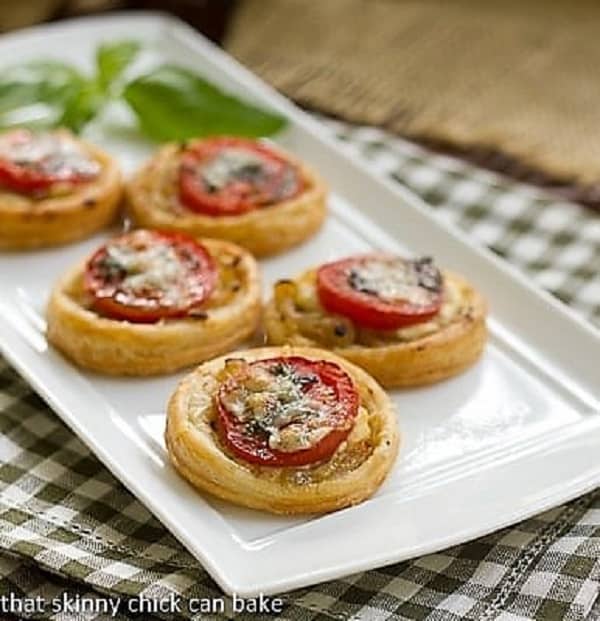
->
[0, 132, 100, 179]
[200, 148, 264, 190]
[349, 257, 437, 307]
[104, 237, 189, 306]
[220, 363, 339, 453]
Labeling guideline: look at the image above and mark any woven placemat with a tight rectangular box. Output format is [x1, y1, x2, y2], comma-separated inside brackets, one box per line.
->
[226, 0, 600, 208]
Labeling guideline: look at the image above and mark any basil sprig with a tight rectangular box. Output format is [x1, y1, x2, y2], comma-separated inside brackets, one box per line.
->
[0, 40, 286, 140]
[0, 61, 92, 131]
[123, 65, 286, 141]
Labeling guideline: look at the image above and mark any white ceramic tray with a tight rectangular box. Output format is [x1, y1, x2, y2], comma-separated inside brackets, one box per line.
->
[0, 13, 599, 597]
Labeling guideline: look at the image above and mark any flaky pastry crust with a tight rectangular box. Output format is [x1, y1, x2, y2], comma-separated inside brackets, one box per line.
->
[0, 137, 122, 250]
[264, 270, 488, 388]
[126, 143, 327, 256]
[165, 346, 399, 515]
[46, 238, 261, 376]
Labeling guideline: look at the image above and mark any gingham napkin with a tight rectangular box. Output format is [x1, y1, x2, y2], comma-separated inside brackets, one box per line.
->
[1, 119, 599, 621]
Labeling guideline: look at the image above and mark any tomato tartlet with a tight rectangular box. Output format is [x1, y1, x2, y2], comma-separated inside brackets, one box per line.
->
[264, 254, 488, 387]
[165, 346, 399, 514]
[0, 129, 122, 250]
[126, 136, 327, 256]
[46, 229, 261, 376]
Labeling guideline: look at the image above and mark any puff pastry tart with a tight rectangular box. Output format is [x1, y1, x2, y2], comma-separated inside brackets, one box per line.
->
[264, 254, 487, 387]
[166, 346, 399, 514]
[46, 229, 261, 376]
[126, 136, 327, 256]
[0, 129, 122, 250]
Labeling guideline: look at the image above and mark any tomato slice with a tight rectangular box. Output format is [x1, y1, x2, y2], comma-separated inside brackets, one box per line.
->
[0, 129, 100, 194]
[317, 254, 443, 330]
[178, 137, 302, 216]
[216, 356, 359, 467]
[84, 230, 217, 323]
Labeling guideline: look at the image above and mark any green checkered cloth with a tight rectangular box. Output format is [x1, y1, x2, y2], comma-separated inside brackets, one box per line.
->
[1, 118, 599, 621]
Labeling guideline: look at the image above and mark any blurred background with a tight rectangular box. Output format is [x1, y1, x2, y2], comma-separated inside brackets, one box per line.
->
[2, 0, 600, 213]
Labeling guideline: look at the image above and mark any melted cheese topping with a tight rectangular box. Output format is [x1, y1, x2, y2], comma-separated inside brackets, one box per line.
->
[274, 269, 466, 347]
[99, 234, 194, 307]
[255, 404, 373, 485]
[0, 131, 100, 181]
[184, 365, 378, 487]
[349, 258, 435, 307]
[357, 280, 461, 344]
[136, 145, 304, 217]
[220, 362, 338, 453]
[69, 242, 246, 318]
[111, 246, 183, 298]
[200, 148, 265, 190]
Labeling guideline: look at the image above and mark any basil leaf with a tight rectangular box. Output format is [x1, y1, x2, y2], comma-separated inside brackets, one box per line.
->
[0, 61, 84, 127]
[122, 65, 287, 141]
[59, 80, 105, 133]
[96, 40, 140, 92]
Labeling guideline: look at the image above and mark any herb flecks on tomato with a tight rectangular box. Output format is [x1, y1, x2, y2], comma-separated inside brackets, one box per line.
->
[0, 129, 100, 194]
[178, 137, 302, 216]
[84, 230, 217, 323]
[317, 254, 443, 330]
[216, 356, 359, 467]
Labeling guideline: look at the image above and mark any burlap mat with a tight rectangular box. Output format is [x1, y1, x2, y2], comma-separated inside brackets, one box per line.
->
[226, 0, 600, 206]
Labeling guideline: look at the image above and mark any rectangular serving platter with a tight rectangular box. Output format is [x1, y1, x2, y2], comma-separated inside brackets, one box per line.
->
[0, 13, 599, 597]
